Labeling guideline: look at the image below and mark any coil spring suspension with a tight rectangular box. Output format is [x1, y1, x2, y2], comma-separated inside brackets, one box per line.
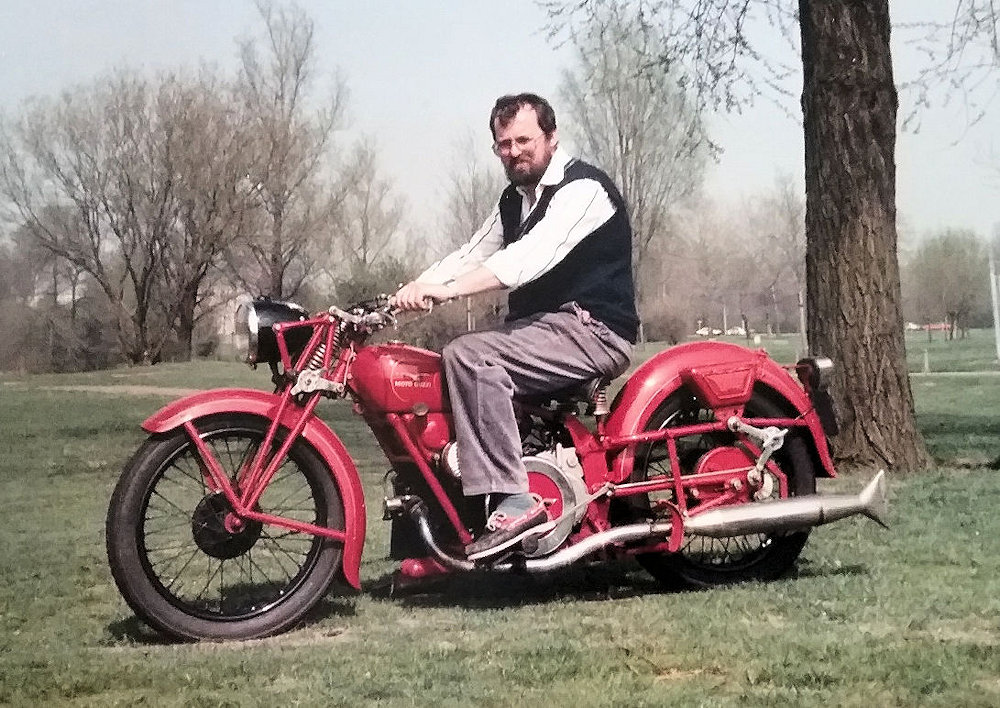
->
[591, 384, 610, 416]
[305, 342, 327, 371]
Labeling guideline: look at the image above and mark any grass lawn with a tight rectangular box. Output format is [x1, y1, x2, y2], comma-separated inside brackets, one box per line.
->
[1, 337, 999, 706]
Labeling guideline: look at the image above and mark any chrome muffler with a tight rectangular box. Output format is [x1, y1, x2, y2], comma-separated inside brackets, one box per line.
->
[402, 470, 888, 572]
[684, 470, 888, 538]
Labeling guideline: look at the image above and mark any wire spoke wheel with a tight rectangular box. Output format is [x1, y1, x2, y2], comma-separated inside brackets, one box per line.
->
[631, 390, 816, 588]
[107, 414, 345, 640]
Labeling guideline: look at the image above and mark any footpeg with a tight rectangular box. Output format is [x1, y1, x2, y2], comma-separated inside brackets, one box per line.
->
[519, 519, 558, 555]
[468, 519, 559, 564]
[382, 494, 418, 520]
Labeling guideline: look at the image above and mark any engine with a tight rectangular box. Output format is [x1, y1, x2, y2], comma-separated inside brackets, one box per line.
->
[441, 441, 588, 557]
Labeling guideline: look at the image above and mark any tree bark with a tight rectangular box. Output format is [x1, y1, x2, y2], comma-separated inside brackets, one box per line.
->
[800, 0, 929, 473]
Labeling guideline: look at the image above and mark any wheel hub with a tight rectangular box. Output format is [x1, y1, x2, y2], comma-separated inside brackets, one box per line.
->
[191, 493, 263, 559]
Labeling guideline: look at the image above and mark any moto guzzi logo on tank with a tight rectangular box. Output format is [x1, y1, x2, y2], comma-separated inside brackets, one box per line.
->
[392, 374, 433, 388]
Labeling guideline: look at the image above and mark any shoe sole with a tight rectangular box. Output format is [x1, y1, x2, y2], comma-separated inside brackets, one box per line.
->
[466, 519, 558, 562]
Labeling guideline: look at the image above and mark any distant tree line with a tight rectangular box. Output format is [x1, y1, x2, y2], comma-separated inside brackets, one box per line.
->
[901, 229, 994, 339]
[0, 1, 994, 379]
[0, 3, 412, 371]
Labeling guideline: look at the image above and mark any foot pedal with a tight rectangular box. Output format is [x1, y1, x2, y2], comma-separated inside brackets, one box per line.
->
[518, 519, 557, 555]
[468, 519, 558, 563]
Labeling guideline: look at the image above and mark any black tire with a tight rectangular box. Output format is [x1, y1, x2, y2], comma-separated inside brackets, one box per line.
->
[106, 413, 345, 641]
[632, 390, 816, 589]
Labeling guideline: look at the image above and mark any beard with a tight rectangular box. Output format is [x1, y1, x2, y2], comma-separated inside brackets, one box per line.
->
[503, 156, 549, 187]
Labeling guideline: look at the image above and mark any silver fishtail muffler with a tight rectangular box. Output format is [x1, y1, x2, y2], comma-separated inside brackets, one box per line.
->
[684, 470, 889, 538]
[402, 471, 887, 573]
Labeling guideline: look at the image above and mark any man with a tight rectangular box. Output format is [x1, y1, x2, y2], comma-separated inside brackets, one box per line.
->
[394, 93, 638, 561]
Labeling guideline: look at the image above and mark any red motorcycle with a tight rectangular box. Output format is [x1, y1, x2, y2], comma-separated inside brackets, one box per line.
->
[106, 296, 887, 641]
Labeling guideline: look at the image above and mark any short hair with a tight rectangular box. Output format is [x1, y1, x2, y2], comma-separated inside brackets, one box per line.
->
[489, 93, 557, 139]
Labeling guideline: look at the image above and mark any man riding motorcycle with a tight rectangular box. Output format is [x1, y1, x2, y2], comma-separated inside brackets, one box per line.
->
[394, 92, 638, 561]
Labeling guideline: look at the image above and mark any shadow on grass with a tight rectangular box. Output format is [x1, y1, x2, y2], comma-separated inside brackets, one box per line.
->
[368, 556, 878, 610]
[792, 560, 868, 579]
[103, 597, 357, 645]
[104, 616, 180, 645]
[369, 560, 681, 610]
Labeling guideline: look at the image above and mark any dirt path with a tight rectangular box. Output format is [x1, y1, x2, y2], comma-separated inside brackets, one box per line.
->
[32, 384, 200, 397]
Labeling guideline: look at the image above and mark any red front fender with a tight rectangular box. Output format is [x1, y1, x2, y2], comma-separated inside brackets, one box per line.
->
[605, 341, 836, 481]
[142, 388, 366, 591]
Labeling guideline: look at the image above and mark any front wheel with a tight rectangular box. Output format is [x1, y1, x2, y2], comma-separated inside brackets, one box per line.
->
[106, 413, 345, 640]
[631, 390, 817, 589]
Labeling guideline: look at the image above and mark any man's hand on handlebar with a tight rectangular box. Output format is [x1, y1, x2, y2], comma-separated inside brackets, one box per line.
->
[392, 281, 455, 312]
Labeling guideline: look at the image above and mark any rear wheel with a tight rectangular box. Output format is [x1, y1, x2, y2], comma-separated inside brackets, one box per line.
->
[106, 413, 345, 640]
[632, 390, 816, 588]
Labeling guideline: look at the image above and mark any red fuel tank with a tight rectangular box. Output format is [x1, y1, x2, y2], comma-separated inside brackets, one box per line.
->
[350, 342, 447, 413]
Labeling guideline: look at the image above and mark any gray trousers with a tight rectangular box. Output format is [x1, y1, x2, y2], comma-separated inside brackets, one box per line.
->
[441, 302, 632, 497]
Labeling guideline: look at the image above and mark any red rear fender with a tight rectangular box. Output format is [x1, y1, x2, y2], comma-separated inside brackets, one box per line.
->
[143, 388, 366, 591]
[607, 342, 835, 479]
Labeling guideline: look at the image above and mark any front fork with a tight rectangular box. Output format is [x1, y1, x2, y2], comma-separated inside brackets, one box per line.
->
[184, 395, 348, 543]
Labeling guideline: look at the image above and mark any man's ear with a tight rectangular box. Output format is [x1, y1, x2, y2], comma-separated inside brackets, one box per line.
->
[549, 128, 559, 150]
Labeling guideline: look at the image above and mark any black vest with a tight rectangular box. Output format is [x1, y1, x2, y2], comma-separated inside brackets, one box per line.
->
[499, 159, 639, 343]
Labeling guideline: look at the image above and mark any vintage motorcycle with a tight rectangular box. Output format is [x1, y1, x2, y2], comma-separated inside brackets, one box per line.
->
[106, 295, 888, 641]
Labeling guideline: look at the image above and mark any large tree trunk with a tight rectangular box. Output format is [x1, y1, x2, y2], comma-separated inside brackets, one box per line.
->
[799, 0, 929, 473]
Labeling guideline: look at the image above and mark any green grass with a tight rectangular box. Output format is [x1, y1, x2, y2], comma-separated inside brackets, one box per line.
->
[904, 328, 1000, 372]
[2, 342, 1000, 705]
[912, 373, 1000, 467]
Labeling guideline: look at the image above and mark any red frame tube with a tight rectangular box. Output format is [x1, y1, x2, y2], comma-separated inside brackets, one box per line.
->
[241, 394, 323, 511]
[385, 414, 473, 545]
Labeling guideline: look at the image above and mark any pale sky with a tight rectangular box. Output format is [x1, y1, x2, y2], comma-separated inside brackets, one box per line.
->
[1, 1, 997, 245]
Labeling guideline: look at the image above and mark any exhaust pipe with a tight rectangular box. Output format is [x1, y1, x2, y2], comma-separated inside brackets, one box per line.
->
[402, 471, 887, 573]
[405, 498, 674, 573]
[684, 470, 889, 538]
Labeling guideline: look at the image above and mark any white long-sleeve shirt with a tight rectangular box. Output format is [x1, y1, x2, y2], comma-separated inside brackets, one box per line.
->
[417, 147, 617, 288]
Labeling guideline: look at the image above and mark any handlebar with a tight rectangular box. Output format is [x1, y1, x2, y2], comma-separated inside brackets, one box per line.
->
[326, 291, 456, 336]
[328, 295, 396, 328]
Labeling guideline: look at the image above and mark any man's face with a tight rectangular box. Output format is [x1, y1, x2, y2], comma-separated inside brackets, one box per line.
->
[493, 106, 557, 187]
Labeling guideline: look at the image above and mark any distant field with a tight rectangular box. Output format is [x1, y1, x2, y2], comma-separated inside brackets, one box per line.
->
[667, 327, 999, 373]
[1, 334, 998, 705]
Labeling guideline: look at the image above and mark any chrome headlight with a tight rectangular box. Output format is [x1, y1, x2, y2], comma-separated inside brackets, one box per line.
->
[234, 297, 311, 366]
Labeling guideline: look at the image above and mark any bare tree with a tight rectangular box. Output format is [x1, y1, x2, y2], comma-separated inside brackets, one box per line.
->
[755, 176, 805, 296]
[558, 2, 708, 341]
[328, 138, 406, 277]
[545, 0, 932, 471]
[235, 0, 348, 299]
[739, 175, 806, 335]
[159, 73, 257, 359]
[903, 230, 989, 339]
[0, 67, 265, 364]
[902, 1, 1000, 128]
[0, 75, 182, 364]
[433, 135, 508, 333]
[438, 134, 507, 253]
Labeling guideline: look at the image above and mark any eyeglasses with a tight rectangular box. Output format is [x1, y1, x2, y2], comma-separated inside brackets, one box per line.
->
[492, 132, 546, 157]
